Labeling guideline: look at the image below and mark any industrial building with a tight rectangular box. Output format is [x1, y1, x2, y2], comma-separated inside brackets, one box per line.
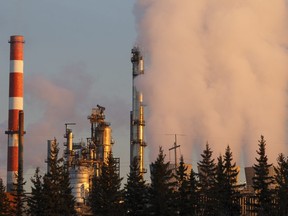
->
[46, 105, 118, 211]
[130, 47, 147, 175]
[3, 38, 146, 214]
[3, 35, 278, 215]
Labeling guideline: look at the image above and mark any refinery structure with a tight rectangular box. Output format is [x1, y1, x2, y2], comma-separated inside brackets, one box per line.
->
[46, 47, 148, 205]
[46, 105, 117, 205]
[3, 35, 147, 210]
[3, 35, 272, 215]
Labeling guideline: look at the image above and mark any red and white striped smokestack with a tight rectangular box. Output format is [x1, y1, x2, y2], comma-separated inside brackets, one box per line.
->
[5, 35, 24, 192]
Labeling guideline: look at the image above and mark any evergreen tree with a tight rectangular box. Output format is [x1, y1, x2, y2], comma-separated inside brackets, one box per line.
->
[214, 149, 241, 216]
[148, 146, 177, 216]
[274, 153, 288, 215]
[252, 135, 275, 215]
[175, 156, 190, 216]
[214, 154, 226, 215]
[60, 168, 77, 215]
[197, 142, 216, 215]
[27, 167, 45, 216]
[12, 173, 27, 216]
[0, 178, 12, 216]
[124, 157, 148, 216]
[222, 145, 241, 215]
[187, 168, 199, 216]
[89, 173, 102, 215]
[41, 139, 76, 216]
[175, 156, 200, 215]
[89, 152, 124, 216]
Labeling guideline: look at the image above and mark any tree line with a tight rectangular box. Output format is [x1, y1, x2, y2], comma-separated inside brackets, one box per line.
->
[1, 135, 288, 215]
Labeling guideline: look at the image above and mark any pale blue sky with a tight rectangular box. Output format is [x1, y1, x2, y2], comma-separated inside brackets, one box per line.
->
[0, 0, 139, 182]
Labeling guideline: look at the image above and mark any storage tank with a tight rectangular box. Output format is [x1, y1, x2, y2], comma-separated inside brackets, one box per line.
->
[103, 126, 112, 163]
[69, 167, 91, 204]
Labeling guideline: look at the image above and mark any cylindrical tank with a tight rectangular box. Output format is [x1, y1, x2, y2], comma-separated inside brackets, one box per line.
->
[139, 59, 144, 73]
[70, 167, 90, 204]
[67, 130, 73, 166]
[95, 128, 104, 161]
[90, 149, 94, 160]
[103, 126, 112, 162]
[68, 131, 73, 151]
[6, 35, 25, 192]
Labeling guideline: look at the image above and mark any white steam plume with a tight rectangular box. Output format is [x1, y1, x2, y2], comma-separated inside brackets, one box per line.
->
[134, 0, 288, 165]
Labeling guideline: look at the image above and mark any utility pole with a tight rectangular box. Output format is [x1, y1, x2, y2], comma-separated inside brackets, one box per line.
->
[167, 134, 184, 170]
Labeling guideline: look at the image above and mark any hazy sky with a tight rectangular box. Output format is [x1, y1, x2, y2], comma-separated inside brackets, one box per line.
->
[0, 1, 137, 182]
[2, 0, 288, 186]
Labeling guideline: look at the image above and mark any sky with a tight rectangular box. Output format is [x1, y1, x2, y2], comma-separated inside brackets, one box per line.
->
[0, 0, 137, 184]
[1, 0, 288, 187]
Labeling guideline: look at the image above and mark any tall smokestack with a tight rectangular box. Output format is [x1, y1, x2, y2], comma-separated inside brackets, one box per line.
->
[130, 47, 146, 175]
[5, 35, 24, 192]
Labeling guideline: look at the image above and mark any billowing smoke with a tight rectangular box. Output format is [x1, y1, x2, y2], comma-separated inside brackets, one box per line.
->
[0, 59, 130, 184]
[0, 63, 95, 183]
[24, 64, 94, 171]
[134, 0, 288, 166]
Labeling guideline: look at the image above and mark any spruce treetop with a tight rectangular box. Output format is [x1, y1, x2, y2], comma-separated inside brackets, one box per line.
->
[252, 135, 274, 215]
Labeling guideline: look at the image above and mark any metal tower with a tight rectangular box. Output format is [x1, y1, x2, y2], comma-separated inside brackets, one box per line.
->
[130, 47, 146, 174]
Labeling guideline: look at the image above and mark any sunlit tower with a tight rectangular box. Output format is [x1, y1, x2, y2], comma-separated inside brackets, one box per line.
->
[130, 47, 146, 175]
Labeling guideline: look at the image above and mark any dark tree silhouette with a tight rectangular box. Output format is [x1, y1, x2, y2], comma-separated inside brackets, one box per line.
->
[222, 145, 241, 215]
[89, 152, 124, 216]
[214, 154, 226, 215]
[214, 147, 241, 216]
[148, 146, 177, 216]
[12, 173, 27, 216]
[175, 156, 196, 216]
[187, 168, 199, 215]
[274, 153, 288, 215]
[252, 135, 275, 215]
[41, 139, 76, 216]
[0, 178, 12, 216]
[124, 157, 148, 216]
[27, 167, 45, 216]
[197, 142, 216, 215]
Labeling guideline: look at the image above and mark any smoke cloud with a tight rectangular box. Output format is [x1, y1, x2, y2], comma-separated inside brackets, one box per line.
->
[0, 59, 131, 185]
[134, 0, 288, 166]
[0, 62, 95, 183]
[24, 62, 96, 166]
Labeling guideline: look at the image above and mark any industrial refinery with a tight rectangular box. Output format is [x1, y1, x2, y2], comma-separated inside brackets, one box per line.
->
[1, 35, 284, 216]
[2, 36, 147, 210]
[1, 1, 288, 216]
[46, 105, 118, 204]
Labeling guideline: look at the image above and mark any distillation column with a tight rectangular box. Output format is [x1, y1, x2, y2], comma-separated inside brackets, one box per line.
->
[5, 35, 25, 192]
[64, 123, 75, 167]
[130, 47, 146, 174]
[88, 105, 113, 164]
